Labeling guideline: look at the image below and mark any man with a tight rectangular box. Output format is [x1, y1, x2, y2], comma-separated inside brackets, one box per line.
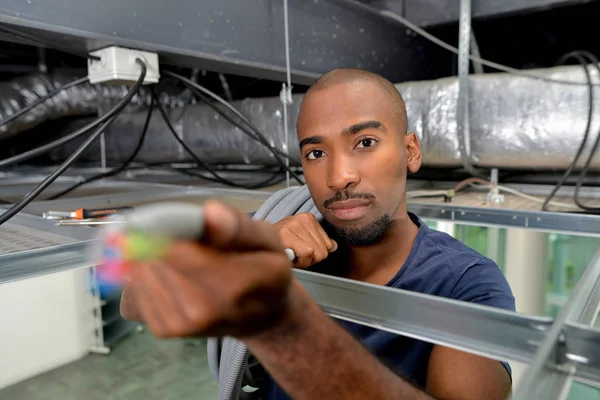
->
[121, 68, 515, 400]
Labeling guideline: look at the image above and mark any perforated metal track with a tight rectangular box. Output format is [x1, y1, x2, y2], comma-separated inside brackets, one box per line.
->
[0, 223, 76, 255]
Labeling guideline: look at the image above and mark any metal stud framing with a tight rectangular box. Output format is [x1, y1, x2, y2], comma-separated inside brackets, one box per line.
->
[1, 179, 600, 398]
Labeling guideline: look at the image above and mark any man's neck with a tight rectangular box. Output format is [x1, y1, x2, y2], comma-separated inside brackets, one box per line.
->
[344, 213, 419, 285]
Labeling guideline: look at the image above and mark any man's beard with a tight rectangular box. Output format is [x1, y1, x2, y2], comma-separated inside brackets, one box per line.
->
[331, 214, 392, 246]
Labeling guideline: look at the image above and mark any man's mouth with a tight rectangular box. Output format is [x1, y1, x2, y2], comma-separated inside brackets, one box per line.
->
[327, 199, 372, 221]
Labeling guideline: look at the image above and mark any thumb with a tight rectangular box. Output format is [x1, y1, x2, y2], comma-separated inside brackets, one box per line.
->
[330, 240, 338, 253]
[202, 200, 283, 252]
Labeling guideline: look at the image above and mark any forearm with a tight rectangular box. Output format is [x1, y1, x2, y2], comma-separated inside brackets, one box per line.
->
[243, 280, 434, 400]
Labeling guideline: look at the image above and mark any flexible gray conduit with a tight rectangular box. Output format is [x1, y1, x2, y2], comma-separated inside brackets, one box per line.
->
[207, 185, 322, 400]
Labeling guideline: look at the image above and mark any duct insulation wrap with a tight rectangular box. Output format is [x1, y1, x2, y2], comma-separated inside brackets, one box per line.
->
[49, 64, 600, 170]
[0, 74, 182, 140]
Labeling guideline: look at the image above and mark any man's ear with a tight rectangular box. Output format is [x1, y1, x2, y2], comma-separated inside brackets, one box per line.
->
[405, 132, 422, 174]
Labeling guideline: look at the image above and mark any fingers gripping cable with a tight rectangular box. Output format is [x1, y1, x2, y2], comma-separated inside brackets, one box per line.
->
[207, 185, 322, 400]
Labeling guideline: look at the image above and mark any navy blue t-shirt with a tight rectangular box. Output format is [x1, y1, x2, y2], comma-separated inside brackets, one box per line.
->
[264, 213, 515, 399]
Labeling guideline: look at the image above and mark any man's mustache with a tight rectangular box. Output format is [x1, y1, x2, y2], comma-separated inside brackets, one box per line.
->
[323, 190, 376, 209]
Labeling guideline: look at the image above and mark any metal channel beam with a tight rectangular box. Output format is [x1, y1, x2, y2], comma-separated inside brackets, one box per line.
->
[408, 202, 600, 238]
[3, 235, 600, 387]
[0, 241, 93, 284]
[17, 185, 273, 214]
[0, 234, 551, 365]
[3, 216, 600, 387]
[512, 251, 600, 400]
[295, 269, 551, 365]
[0, 0, 432, 85]
[3, 210, 97, 241]
[5, 178, 600, 237]
[566, 323, 600, 385]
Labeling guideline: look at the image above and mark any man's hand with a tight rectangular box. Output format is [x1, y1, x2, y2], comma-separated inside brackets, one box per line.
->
[120, 200, 292, 338]
[275, 213, 337, 268]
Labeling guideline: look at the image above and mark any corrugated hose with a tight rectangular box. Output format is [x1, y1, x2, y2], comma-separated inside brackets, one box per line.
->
[207, 184, 322, 400]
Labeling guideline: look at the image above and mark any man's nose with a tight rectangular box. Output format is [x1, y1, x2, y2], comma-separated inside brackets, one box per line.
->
[326, 155, 360, 192]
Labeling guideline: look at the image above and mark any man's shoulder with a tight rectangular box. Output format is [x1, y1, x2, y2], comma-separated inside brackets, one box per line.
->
[409, 226, 515, 311]
[417, 226, 495, 272]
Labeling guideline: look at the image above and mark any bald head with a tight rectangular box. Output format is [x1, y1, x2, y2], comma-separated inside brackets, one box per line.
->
[304, 68, 408, 131]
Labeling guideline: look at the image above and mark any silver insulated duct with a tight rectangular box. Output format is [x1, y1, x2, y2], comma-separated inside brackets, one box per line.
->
[49, 64, 600, 170]
[0, 74, 182, 140]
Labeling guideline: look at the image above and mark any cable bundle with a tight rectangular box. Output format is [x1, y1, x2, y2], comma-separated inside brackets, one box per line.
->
[0, 59, 147, 225]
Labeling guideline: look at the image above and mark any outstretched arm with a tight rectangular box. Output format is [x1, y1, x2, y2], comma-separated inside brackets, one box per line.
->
[119, 202, 511, 400]
[244, 281, 511, 400]
[244, 280, 433, 400]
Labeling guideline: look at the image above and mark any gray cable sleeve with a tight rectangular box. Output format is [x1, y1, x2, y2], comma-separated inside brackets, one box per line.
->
[207, 184, 322, 400]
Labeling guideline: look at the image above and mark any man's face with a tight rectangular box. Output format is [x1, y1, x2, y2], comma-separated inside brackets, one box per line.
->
[296, 81, 421, 245]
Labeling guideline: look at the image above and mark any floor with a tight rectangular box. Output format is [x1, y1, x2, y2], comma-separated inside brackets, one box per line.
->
[0, 328, 218, 400]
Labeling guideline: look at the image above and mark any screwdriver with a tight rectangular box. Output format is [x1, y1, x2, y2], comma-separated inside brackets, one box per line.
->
[43, 206, 134, 220]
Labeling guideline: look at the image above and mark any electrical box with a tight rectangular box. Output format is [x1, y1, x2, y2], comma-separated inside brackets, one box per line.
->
[87, 46, 160, 85]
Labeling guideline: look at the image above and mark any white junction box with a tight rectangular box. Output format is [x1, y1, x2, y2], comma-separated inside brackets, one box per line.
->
[87, 46, 160, 85]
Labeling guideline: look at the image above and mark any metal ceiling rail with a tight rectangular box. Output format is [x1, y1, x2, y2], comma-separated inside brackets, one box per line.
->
[511, 251, 600, 400]
[0, 241, 93, 284]
[0, 237, 555, 364]
[17, 184, 274, 214]
[295, 269, 552, 365]
[2, 178, 599, 237]
[408, 202, 600, 238]
[2, 230, 600, 389]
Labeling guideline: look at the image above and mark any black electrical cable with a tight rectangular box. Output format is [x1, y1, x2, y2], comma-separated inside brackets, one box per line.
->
[573, 51, 600, 211]
[0, 69, 145, 169]
[47, 99, 156, 200]
[0, 115, 119, 225]
[340, 0, 600, 87]
[140, 162, 290, 173]
[172, 72, 301, 165]
[0, 76, 89, 128]
[171, 73, 301, 167]
[0, 59, 147, 226]
[542, 51, 600, 211]
[163, 165, 287, 189]
[176, 79, 304, 185]
[162, 71, 304, 184]
[542, 51, 594, 211]
[132, 162, 293, 188]
[151, 88, 284, 189]
[189, 87, 295, 163]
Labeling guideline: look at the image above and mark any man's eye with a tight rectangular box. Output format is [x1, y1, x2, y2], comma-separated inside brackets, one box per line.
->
[307, 150, 324, 160]
[356, 138, 377, 149]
